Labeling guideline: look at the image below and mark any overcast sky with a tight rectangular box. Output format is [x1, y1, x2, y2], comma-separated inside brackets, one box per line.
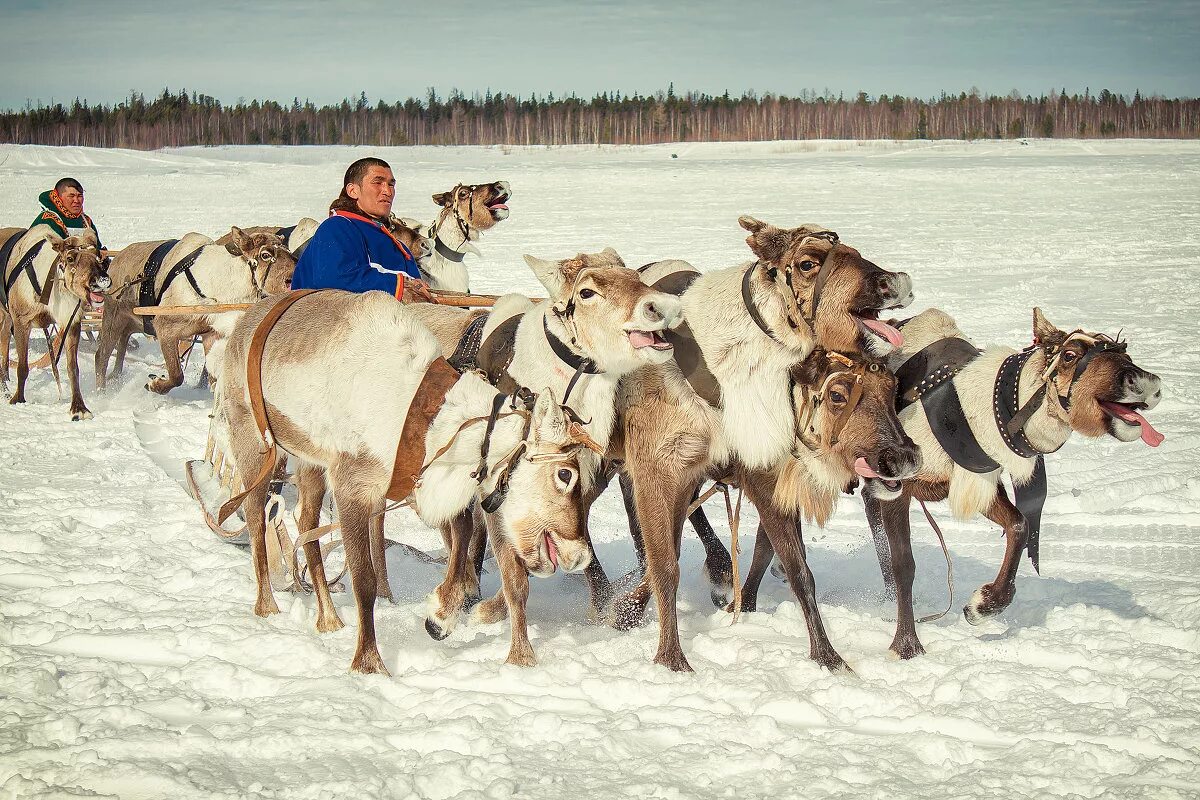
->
[2, 0, 1197, 110]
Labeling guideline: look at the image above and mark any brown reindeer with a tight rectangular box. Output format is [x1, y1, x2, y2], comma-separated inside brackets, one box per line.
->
[1, 228, 110, 419]
[95, 227, 295, 393]
[608, 216, 913, 672]
[865, 307, 1164, 658]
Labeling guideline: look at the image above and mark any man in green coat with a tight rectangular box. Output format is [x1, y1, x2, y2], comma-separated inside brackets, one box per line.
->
[30, 177, 105, 253]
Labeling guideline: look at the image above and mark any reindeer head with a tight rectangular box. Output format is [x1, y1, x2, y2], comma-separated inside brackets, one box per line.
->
[525, 247, 684, 374]
[738, 216, 913, 356]
[483, 389, 598, 577]
[432, 181, 511, 234]
[50, 234, 110, 310]
[224, 226, 297, 295]
[1031, 308, 1163, 446]
[387, 216, 434, 267]
[777, 349, 921, 516]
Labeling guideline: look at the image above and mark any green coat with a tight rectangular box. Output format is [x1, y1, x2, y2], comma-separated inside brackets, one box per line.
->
[30, 190, 103, 247]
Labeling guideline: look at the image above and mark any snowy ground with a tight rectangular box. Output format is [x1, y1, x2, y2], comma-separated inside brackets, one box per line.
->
[1, 140, 1198, 799]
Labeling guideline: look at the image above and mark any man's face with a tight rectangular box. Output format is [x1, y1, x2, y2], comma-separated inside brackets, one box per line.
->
[59, 186, 84, 216]
[347, 166, 395, 219]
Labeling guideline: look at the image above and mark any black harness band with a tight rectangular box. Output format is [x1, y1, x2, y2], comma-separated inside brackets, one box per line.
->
[275, 224, 296, 242]
[895, 337, 983, 412]
[741, 263, 782, 344]
[156, 248, 207, 305]
[1016, 455, 1048, 574]
[542, 315, 600, 406]
[0, 231, 26, 308]
[994, 348, 1050, 458]
[448, 313, 490, 373]
[137, 240, 179, 335]
[435, 237, 467, 263]
[3, 240, 47, 308]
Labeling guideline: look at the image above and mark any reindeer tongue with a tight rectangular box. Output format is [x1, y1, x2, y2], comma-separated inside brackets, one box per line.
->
[861, 317, 904, 347]
[544, 532, 559, 570]
[1099, 401, 1165, 447]
[854, 457, 880, 478]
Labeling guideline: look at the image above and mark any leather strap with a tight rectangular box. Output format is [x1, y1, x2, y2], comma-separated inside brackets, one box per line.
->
[895, 337, 982, 411]
[741, 263, 781, 343]
[386, 356, 462, 502]
[920, 379, 1002, 474]
[0, 230, 25, 308]
[138, 239, 179, 336]
[3, 239, 47, 305]
[218, 289, 320, 523]
[447, 312, 490, 373]
[994, 349, 1046, 457]
[435, 236, 467, 263]
[155, 247, 207, 304]
[476, 314, 523, 395]
[1014, 455, 1048, 573]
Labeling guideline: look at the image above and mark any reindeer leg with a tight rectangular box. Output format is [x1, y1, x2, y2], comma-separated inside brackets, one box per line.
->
[147, 331, 184, 394]
[425, 507, 479, 639]
[296, 464, 342, 633]
[690, 502, 734, 609]
[744, 473, 848, 671]
[226, 417, 279, 619]
[865, 493, 897, 601]
[624, 466, 693, 672]
[872, 491, 925, 659]
[112, 325, 136, 381]
[1, 309, 11, 380]
[65, 322, 90, 421]
[9, 319, 30, 404]
[579, 469, 615, 621]
[369, 513, 394, 603]
[489, 519, 536, 667]
[965, 485, 1027, 624]
[332, 482, 387, 676]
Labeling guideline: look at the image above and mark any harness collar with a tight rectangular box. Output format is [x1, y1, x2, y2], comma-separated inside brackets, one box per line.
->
[791, 351, 872, 455]
[434, 236, 467, 263]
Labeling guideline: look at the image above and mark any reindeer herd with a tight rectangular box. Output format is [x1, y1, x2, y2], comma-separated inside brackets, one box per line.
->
[0, 177, 1165, 677]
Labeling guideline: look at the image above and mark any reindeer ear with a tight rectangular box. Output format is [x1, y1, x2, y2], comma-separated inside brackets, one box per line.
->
[49, 236, 69, 253]
[738, 215, 766, 234]
[524, 254, 581, 298]
[1032, 307, 1064, 345]
[600, 246, 624, 266]
[739, 217, 789, 264]
[226, 226, 249, 254]
[432, 191, 451, 207]
[224, 240, 242, 256]
[531, 388, 567, 445]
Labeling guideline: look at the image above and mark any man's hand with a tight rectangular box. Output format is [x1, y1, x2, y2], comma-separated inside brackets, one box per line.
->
[402, 278, 437, 304]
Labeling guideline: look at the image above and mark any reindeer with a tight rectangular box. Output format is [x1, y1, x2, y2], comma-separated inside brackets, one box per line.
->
[411, 249, 684, 639]
[95, 227, 297, 393]
[1, 228, 111, 419]
[864, 307, 1164, 658]
[604, 216, 914, 672]
[218, 247, 680, 672]
[215, 217, 319, 260]
[398, 180, 511, 293]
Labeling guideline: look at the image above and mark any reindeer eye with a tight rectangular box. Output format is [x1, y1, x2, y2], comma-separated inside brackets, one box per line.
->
[579, 288, 596, 299]
[557, 468, 573, 483]
[1061, 350, 1079, 363]
[829, 389, 847, 404]
[797, 260, 820, 273]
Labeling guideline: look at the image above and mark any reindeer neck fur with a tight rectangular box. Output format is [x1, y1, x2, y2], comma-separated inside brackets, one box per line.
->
[413, 371, 529, 526]
[770, 446, 850, 526]
[681, 261, 815, 471]
[417, 212, 478, 293]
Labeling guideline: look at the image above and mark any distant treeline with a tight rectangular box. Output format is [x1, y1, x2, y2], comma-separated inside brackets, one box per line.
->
[2, 87, 1197, 149]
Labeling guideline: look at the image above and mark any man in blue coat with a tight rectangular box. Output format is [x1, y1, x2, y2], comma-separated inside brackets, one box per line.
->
[292, 157, 435, 303]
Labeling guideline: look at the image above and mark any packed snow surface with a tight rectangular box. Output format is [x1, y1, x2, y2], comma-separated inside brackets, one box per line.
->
[1, 140, 1198, 799]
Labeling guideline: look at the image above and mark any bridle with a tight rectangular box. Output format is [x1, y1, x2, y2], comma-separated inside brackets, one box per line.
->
[742, 230, 841, 344]
[544, 265, 603, 408]
[792, 351, 878, 455]
[998, 330, 1129, 456]
[431, 183, 480, 263]
[245, 241, 289, 299]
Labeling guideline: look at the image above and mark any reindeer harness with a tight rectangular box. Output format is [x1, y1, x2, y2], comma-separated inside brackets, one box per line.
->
[741, 230, 841, 344]
[791, 351, 875, 456]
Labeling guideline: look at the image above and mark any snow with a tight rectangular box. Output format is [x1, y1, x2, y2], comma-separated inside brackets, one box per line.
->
[2, 140, 1199, 799]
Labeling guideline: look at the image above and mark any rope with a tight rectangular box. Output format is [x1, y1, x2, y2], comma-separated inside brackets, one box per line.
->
[916, 499, 955, 623]
[722, 485, 744, 624]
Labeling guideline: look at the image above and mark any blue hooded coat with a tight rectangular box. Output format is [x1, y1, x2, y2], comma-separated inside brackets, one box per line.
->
[291, 211, 420, 298]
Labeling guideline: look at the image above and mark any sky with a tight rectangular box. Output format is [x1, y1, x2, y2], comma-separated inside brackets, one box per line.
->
[1, 0, 1197, 110]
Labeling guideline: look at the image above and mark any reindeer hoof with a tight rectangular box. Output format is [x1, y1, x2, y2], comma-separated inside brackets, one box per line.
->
[254, 598, 281, 618]
[505, 647, 537, 667]
[889, 633, 926, 660]
[425, 617, 450, 641]
[316, 614, 345, 634]
[71, 408, 93, 421]
[610, 595, 649, 631]
[724, 598, 757, 613]
[964, 585, 1010, 626]
[350, 650, 391, 676]
[8, 395, 24, 405]
[813, 648, 852, 673]
[653, 650, 694, 673]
